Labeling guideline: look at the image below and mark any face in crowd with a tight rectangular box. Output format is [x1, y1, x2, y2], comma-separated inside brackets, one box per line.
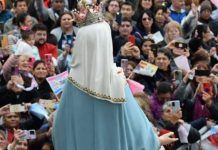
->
[15, 140, 28, 150]
[120, 4, 134, 19]
[140, 0, 153, 10]
[108, 0, 120, 15]
[3, 113, 20, 129]
[60, 13, 73, 29]
[119, 21, 133, 37]
[15, 1, 28, 15]
[35, 30, 47, 45]
[141, 12, 153, 30]
[33, 62, 48, 80]
[155, 52, 170, 71]
[52, 0, 65, 11]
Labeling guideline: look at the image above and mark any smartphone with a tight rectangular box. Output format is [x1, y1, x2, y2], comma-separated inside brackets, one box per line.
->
[150, 44, 158, 55]
[128, 35, 135, 45]
[115, 12, 122, 25]
[28, 57, 35, 68]
[28, 130, 36, 140]
[22, 130, 36, 140]
[11, 66, 19, 76]
[44, 54, 52, 66]
[175, 42, 187, 49]
[121, 59, 128, 76]
[169, 100, 180, 113]
[10, 104, 25, 113]
[195, 70, 210, 77]
[174, 70, 183, 81]
[203, 82, 212, 93]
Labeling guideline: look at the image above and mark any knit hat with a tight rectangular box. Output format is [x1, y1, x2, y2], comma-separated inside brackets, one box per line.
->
[200, 0, 212, 13]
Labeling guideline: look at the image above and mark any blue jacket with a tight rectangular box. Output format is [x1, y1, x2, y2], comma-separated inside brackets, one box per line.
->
[0, 10, 12, 23]
[170, 6, 187, 24]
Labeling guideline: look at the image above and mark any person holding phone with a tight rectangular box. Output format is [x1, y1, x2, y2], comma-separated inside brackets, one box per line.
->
[167, 38, 190, 58]
[113, 18, 141, 57]
[50, 12, 77, 50]
[173, 63, 218, 126]
[57, 43, 73, 72]
[0, 54, 38, 107]
[157, 101, 200, 149]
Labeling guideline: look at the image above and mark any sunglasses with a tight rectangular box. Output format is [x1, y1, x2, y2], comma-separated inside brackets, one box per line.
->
[142, 17, 152, 21]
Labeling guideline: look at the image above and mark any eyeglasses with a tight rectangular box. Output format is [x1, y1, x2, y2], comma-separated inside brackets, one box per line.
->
[142, 17, 151, 21]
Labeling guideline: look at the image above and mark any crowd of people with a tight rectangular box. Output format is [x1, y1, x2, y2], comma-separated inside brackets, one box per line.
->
[0, 0, 217, 149]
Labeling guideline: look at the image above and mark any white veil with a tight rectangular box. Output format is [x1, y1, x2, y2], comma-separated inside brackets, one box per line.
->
[69, 22, 126, 103]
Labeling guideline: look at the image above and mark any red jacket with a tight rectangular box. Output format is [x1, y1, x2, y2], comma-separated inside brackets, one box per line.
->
[37, 43, 58, 60]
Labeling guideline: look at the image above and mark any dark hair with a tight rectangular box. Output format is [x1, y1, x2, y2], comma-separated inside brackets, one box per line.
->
[192, 24, 209, 40]
[119, 17, 132, 25]
[140, 38, 155, 47]
[155, 48, 172, 60]
[106, 0, 120, 12]
[16, 12, 29, 27]
[47, 34, 58, 46]
[136, 9, 159, 34]
[41, 141, 54, 150]
[191, 49, 210, 66]
[121, 1, 135, 11]
[14, 0, 27, 8]
[154, 5, 168, 14]
[32, 23, 48, 33]
[157, 81, 172, 95]
[55, 11, 73, 28]
[21, 30, 34, 40]
[33, 60, 46, 70]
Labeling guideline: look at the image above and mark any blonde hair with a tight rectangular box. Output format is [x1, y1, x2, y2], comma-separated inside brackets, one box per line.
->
[164, 21, 182, 43]
[134, 92, 156, 125]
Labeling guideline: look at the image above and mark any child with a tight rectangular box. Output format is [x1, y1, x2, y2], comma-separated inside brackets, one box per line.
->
[15, 29, 41, 60]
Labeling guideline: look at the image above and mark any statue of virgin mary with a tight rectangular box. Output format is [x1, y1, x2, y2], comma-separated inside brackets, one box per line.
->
[52, 5, 160, 149]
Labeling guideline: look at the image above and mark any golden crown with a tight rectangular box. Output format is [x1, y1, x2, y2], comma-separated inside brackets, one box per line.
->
[74, 0, 104, 27]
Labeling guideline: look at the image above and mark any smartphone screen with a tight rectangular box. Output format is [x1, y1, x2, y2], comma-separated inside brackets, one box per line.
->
[128, 35, 135, 45]
[28, 130, 36, 140]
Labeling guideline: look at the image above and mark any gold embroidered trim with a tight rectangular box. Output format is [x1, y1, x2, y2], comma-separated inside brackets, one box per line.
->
[68, 77, 126, 103]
